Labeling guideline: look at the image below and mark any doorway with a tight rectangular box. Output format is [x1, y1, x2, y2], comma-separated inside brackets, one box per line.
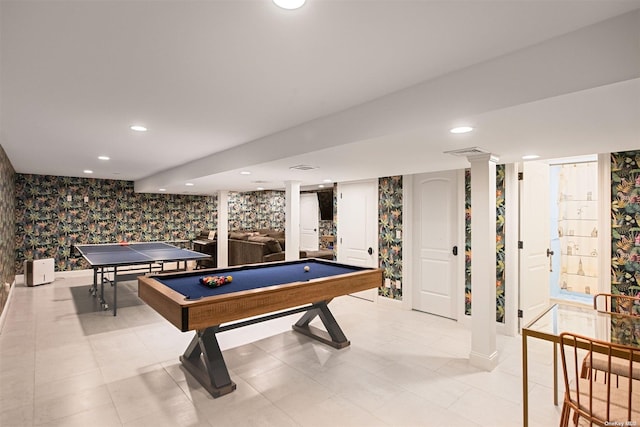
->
[300, 193, 319, 251]
[549, 157, 599, 304]
[337, 180, 378, 301]
[411, 170, 459, 319]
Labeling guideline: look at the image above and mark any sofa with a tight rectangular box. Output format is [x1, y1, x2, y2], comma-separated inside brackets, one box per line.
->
[227, 231, 285, 265]
[194, 229, 333, 267]
[193, 230, 285, 267]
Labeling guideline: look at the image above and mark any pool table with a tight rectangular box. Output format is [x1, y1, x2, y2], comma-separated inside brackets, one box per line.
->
[138, 258, 383, 397]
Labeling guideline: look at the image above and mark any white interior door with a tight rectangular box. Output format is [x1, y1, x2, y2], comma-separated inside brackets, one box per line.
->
[412, 171, 458, 319]
[337, 180, 378, 301]
[519, 161, 551, 327]
[300, 193, 319, 251]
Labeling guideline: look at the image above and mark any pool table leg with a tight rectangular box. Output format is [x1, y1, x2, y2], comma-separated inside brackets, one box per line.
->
[179, 327, 237, 398]
[292, 301, 351, 349]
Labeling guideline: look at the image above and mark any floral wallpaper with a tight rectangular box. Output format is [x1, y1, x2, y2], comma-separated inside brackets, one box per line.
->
[611, 151, 640, 296]
[15, 174, 216, 273]
[465, 170, 472, 314]
[610, 314, 640, 347]
[0, 144, 16, 316]
[228, 190, 285, 231]
[464, 165, 506, 322]
[379, 176, 403, 300]
[496, 165, 506, 322]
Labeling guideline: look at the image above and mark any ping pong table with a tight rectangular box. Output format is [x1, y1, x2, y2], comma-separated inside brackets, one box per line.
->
[74, 242, 210, 316]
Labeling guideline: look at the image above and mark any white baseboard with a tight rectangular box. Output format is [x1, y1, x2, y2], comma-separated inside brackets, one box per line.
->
[376, 294, 405, 309]
[469, 349, 499, 371]
[0, 279, 16, 335]
[54, 269, 94, 279]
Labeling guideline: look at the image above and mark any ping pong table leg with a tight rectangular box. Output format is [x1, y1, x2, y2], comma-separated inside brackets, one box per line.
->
[112, 266, 117, 316]
[89, 267, 98, 296]
[99, 267, 105, 306]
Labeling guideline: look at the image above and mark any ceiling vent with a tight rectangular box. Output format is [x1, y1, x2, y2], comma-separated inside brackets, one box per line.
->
[443, 147, 490, 157]
[289, 164, 317, 171]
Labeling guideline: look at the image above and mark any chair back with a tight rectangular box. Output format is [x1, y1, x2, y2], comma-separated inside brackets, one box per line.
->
[593, 293, 640, 316]
[559, 332, 640, 425]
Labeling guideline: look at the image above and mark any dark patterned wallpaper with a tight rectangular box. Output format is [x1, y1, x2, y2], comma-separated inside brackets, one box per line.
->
[464, 165, 506, 322]
[611, 151, 640, 296]
[379, 176, 402, 300]
[228, 190, 286, 231]
[0, 145, 16, 315]
[15, 174, 217, 273]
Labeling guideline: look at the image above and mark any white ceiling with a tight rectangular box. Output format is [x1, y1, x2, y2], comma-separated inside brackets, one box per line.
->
[1, 0, 639, 194]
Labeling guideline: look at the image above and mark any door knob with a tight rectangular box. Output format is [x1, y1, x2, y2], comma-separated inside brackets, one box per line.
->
[452, 246, 458, 256]
[367, 247, 373, 255]
[547, 248, 554, 272]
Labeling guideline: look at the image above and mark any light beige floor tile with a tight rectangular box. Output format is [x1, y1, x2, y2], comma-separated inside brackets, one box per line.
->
[106, 368, 191, 423]
[33, 384, 111, 425]
[0, 403, 34, 427]
[278, 394, 387, 427]
[34, 368, 104, 402]
[39, 402, 121, 427]
[0, 275, 563, 426]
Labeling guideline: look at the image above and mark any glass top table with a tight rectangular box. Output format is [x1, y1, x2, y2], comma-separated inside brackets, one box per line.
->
[521, 303, 640, 426]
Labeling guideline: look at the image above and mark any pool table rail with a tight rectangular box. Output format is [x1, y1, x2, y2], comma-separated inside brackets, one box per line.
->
[138, 260, 383, 332]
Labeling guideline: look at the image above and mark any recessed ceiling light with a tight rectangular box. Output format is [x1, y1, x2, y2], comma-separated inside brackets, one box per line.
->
[130, 125, 147, 132]
[450, 126, 474, 134]
[522, 155, 540, 160]
[323, 179, 332, 183]
[318, 184, 325, 188]
[98, 156, 110, 161]
[159, 188, 166, 192]
[83, 170, 93, 174]
[273, 0, 305, 10]
[185, 183, 195, 186]
[240, 171, 251, 175]
[257, 187, 265, 191]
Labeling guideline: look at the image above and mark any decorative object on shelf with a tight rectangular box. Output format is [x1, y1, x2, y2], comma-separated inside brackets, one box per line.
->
[577, 258, 585, 276]
[591, 249, 598, 256]
[567, 244, 573, 255]
[558, 226, 563, 237]
[587, 191, 593, 201]
[591, 227, 598, 237]
[561, 280, 568, 290]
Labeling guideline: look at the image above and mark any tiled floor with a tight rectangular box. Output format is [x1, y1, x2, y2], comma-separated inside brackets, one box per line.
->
[0, 273, 562, 426]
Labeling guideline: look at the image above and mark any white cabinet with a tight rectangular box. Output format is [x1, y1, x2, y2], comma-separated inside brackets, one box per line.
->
[24, 258, 55, 286]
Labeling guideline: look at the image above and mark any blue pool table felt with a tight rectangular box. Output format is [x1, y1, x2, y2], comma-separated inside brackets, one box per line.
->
[157, 261, 363, 300]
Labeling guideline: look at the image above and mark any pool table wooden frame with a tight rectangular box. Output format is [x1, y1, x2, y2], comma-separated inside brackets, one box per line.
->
[138, 258, 383, 397]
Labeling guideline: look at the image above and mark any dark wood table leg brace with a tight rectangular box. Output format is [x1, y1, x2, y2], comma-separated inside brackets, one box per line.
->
[180, 327, 237, 398]
[292, 301, 351, 349]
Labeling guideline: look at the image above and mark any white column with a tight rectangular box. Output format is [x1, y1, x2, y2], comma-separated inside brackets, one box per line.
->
[216, 190, 229, 268]
[468, 153, 499, 371]
[285, 181, 301, 261]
